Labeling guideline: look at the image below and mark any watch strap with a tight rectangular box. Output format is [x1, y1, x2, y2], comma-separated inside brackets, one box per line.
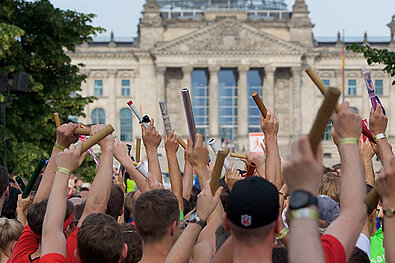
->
[189, 213, 207, 228]
[289, 190, 318, 210]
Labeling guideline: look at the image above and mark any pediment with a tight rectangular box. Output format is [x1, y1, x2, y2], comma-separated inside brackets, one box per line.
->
[154, 18, 304, 54]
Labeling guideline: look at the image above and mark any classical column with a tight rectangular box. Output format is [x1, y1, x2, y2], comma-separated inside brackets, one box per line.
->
[107, 70, 117, 135]
[291, 67, 302, 137]
[237, 65, 249, 139]
[182, 66, 193, 90]
[156, 66, 166, 101]
[264, 66, 275, 110]
[209, 65, 220, 138]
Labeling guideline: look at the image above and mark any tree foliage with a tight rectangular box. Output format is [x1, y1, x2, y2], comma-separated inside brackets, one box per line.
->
[0, 0, 104, 179]
[347, 43, 395, 85]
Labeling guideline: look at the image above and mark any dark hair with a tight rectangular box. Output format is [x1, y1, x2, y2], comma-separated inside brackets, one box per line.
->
[348, 247, 369, 263]
[2, 186, 21, 219]
[272, 247, 288, 263]
[0, 166, 9, 197]
[27, 199, 74, 235]
[215, 224, 231, 251]
[106, 184, 124, 221]
[77, 213, 124, 263]
[120, 223, 143, 263]
[134, 189, 179, 243]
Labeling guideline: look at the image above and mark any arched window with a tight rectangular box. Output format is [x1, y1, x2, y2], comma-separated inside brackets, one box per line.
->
[91, 108, 105, 124]
[120, 108, 133, 141]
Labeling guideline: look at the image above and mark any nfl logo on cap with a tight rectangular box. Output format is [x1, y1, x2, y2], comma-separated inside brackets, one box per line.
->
[241, 214, 252, 227]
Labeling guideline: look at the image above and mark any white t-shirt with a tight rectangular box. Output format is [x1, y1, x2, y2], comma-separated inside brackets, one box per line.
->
[356, 233, 370, 258]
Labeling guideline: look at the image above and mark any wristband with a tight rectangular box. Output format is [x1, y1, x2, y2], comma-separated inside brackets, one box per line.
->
[54, 143, 65, 151]
[279, 191, 287, 200]
[338, 138, 359, 146]
[276, 227, 289, 240]
[290, 207, 319, 221]
[374, 133, 386, 142]
[56, 167, 72, 176]
[384, 208, 395, 218]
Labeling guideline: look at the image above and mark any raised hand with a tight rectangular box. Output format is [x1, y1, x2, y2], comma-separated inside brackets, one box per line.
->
[90, 124, 114, 152]
[113, 138, 130, 164]
[224, 162, 243, 191]
[142, 119, 162, 151]
[196, 180, 223, 221]
[165, 130, 179, 155]
[332, 102, 362, 140]
[260, 110, 279, 137]
[56, 122, 79, 148]
[186, 134, 209, 170]
[56, 142, 83, 173]
[369, 104, 387, 136]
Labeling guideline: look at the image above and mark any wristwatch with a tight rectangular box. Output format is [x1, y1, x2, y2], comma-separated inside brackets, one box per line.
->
[189, 213, 207, 228]
[289, 190, 318, 210]
[384, 208, 395, 218]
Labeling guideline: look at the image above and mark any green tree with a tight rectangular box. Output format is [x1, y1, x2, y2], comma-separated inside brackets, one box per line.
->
[347, 43, 395, 85]
[0, 0, 103, 180]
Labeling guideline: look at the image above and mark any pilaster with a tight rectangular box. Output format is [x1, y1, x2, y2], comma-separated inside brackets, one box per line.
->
[209, 65, 220, 138]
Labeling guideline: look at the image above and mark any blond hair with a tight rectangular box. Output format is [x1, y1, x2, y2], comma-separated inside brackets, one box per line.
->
[0, 218, 23, 252]
[319, 174, 340, 203]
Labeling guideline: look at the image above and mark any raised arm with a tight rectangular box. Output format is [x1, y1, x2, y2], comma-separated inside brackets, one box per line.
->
[42, 142, 81, 257]
[375, 157, 395, 263]
[165, 130, 184, 212]
[360, 139, 375, 186]
[142, 119, 162, 182]
[245, 152, 266, 178]
[284, 135, 325, 263]
[369, 104, 393, 164]
[113, 138, 147, 192]
[78, 125, 114, 226]
[260, 110, 282, 189]
[165, 180, 223, 263]
[325, 102, 366, 260]
[34, 122, 78, 203]
[182, 151, 194, 200]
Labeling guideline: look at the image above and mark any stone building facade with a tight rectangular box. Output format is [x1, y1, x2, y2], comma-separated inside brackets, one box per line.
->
[69, 0, 395, 168]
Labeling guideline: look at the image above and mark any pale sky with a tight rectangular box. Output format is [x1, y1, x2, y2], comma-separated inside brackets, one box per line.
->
[50, 0, 395, 39]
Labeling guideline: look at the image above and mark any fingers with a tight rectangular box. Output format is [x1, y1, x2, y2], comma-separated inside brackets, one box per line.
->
[75, 141, 82, 155]
[186, 137, 193, 154]
[195, 133, 203, 147]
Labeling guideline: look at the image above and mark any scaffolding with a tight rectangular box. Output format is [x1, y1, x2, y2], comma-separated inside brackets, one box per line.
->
[157, 0, 287, 11]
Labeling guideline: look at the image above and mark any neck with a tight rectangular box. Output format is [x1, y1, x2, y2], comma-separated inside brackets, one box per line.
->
[140, 240, 173, 263]
[0, 251, 9, 263]
[30, 244, 41, 259]
[232, 236, 273, 263]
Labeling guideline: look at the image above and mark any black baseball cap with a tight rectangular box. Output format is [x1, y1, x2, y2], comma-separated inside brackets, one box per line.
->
[227, 176, 279, 228]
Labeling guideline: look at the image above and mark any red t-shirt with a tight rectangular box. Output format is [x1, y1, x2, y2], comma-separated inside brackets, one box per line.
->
[321, 234, 346, 263]
[66, 227, 80, 263]
[10, 225, 40, 263]
[40, 253, 65, 263]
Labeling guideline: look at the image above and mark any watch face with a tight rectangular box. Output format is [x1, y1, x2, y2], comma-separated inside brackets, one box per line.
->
[189, 213, 197, 222]
[291, 191, 310, 209]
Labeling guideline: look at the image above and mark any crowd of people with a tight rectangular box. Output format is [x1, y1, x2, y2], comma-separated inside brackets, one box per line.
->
[0, 100, 394, 263]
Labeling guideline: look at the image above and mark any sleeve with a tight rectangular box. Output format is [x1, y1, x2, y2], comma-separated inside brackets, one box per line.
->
[321, 234, 346, 263]
[40, 253, 66, 263]
[65, 227, 80, 263]
[10, 225, 40, 262]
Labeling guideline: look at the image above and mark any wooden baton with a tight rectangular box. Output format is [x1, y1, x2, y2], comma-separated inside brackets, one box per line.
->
[305, 66, 375, 142]
[308, 87, 341, 154]
[73, 127, 91, 136]
[81, 125, 114, 153]
[135, 138, 141, 163]
[230, 153, 247, 159]
[177, 137, 187, 150]
[210, 149, 230, 195]
[251, 92, 268, 118]
[54, 113, 61, 128]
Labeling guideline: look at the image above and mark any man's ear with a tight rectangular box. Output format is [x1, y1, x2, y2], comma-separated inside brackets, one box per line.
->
[170, 220, 178, 236]
[121, 243, 128, 260]
[223, 214, 230, 232]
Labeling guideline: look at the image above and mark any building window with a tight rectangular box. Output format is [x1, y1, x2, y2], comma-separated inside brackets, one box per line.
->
[322, 79, 330, 87]
[120, 108, 133, 141]
[375, 79, 383, 96]
[91, 108, 105, 124]
[322, 120, 332, 141]
[68, 115, 78, 123]
[247, 68, 263, 133]
[94, 80, 103, 96]
[122, 80, 130, 96]
[218, 69, 238, 141]
[191, 69, 209, 139]
[348, 79, 356, 96]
